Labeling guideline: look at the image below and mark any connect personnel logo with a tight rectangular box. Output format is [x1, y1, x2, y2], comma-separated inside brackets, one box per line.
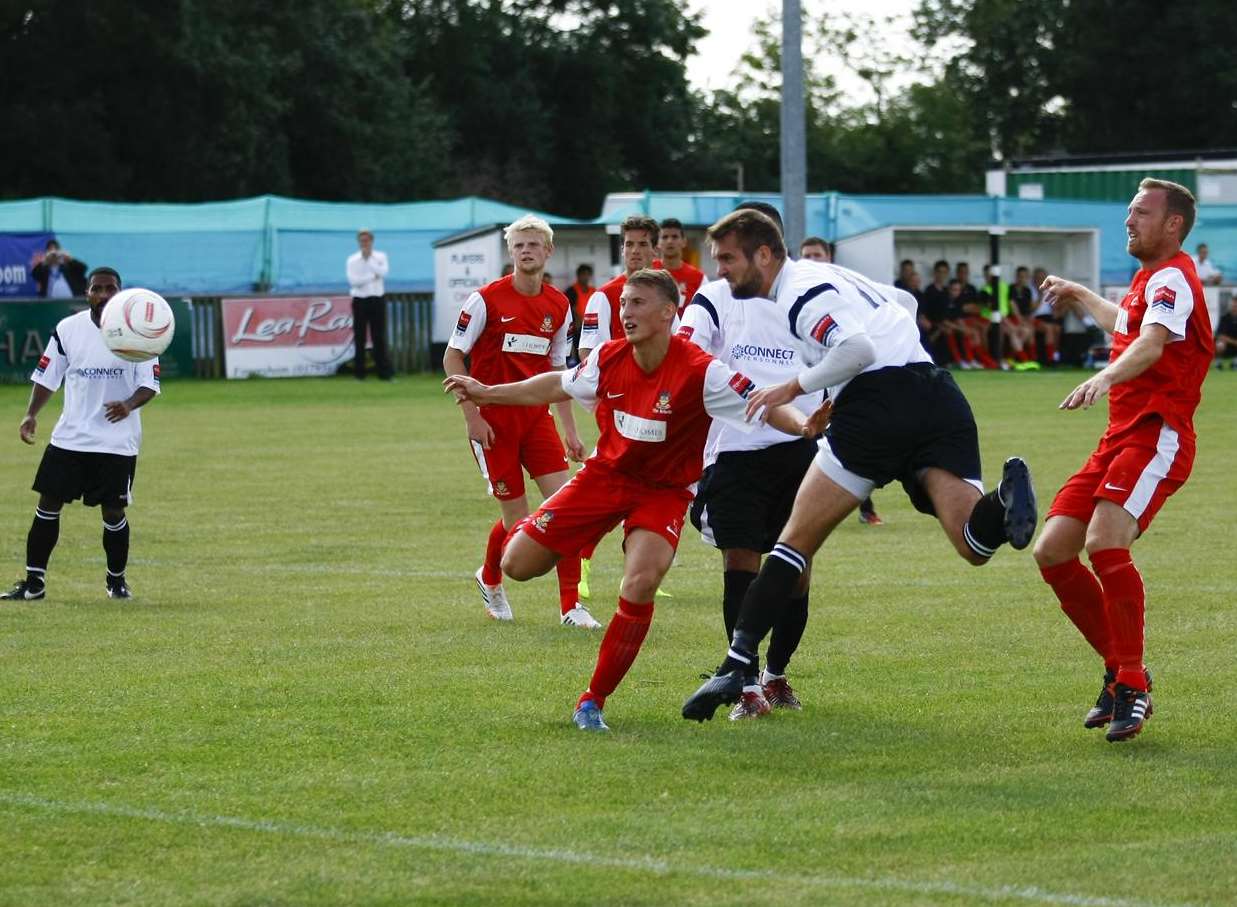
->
[75, 367, 126, 378]
[729, 343, 795, 364]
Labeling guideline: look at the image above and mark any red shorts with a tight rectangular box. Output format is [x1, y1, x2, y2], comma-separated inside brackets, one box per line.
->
[521, 463, 692, 557]
[470, 407, 567, 501]
[1047, 416, 1194, 535]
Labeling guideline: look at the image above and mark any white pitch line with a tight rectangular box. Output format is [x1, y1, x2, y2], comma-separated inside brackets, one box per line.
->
[0, 792, 1196, 907]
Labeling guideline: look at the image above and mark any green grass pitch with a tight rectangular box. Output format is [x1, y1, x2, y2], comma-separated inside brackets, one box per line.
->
[0, 370, 1234, 906]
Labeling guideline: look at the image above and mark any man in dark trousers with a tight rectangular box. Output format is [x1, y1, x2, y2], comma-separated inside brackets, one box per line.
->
[345, 229, 394, 381]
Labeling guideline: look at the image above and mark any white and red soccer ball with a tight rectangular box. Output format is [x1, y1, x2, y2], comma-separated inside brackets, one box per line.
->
[100, 288, 175, 363]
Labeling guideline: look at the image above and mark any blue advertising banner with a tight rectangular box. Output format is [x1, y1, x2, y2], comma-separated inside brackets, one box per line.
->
[0, 232, 53, 296]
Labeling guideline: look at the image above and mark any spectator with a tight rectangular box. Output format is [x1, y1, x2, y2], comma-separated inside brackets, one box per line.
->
[32, 240, 87, 298]
[1192, 243, 1223, 286]
[799, 236, 831, 263]
[501, 262, 515, 277]
[1216, 296, 1237, 368]
[921, 260, 958, 365]
[894, 258, 917, 291]
[345, 229, 394, 381]
[955, 261, 979, 305]
[543, 272, 556, 287]
[564, 264, 595, 365]
[1030, 266, 1061, 366]
[949, 278, 997, 369]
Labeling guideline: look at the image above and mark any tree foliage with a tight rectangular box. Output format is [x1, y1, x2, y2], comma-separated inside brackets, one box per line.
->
[1, 0, 1233, 210]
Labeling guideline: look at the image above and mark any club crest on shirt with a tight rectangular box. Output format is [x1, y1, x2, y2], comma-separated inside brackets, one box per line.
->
[532, 510, 554, 532]
[540, 314, 554, 333]
[1151, 286, 1177, 311]
[676, 325, 695, 340]
[494, 480, 509, 497]
[653, 391, 672, 415]
[455, 311, 472, 333]
[810, 314, 838, 344]
[728, 372, 755, 399]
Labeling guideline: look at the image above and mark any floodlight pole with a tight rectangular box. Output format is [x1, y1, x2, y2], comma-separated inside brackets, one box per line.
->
[781, 0, 807, 249]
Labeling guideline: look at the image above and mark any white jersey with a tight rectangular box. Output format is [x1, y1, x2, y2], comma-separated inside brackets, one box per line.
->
[680, 278, 824, 466]
[773, 259, 930, 400]
[32, 310, 160, 456]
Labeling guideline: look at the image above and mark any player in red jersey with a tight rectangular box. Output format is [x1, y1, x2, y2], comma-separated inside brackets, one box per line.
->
[1033, 179, 1213, 743]
[443, 215, 598, 629]
[578, 215, 661, 360]
[654, 218, 705, 317]
[445, 269, 818, 732]
[575, 214, 662, 598]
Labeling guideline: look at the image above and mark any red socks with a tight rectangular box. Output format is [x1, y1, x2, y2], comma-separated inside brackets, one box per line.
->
[481, 518, 506, 586]
[945, 332, 963, 364]
[1089, 548, 1147, 691]
[1040, 558, 1115, 669]
[556, 556, 581, 614]
[577, 597, 654, 710]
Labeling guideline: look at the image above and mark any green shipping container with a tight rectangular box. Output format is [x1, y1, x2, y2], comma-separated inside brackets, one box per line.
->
[1007, 168, 1197, 202]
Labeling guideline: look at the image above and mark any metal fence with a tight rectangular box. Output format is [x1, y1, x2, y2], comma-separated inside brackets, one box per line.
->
[186, 292, 433, 378]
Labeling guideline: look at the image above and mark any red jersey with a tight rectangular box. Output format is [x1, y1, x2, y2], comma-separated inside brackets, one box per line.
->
[447, 274, 571, 386]
[559, 335, 757, 489]
[580, 274, 626, 350]
[654, 259, 706, 315]
[1107, 251, 1213, 438]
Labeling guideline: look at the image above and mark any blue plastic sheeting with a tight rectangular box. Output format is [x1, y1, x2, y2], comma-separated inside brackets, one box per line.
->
[54, 230, 264, 293]
[0, 194, 578, 295]
[274, 229, 445, 292]
[3, 192, 1231, 294]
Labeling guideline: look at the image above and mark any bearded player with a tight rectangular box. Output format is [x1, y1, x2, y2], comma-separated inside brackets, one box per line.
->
[1033, 179, 1213, 743]
[446, 269, 818, 732]
[443, 215, 599, 629]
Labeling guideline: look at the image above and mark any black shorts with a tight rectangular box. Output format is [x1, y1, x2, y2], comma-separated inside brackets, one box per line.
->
[826, 363, 981, 516]
[690, 438, 817, 552]
[33, 444, 137, 507]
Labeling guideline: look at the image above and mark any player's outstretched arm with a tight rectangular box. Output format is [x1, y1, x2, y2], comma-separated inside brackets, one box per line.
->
[18, 384, 54, 444]
[1041, 275, 1119, 334]
[444, 371, 570, 408]
[1060, 324, 1169, 410]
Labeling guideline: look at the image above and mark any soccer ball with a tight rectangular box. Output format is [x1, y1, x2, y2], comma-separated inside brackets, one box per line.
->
[100, 288, 175, 363]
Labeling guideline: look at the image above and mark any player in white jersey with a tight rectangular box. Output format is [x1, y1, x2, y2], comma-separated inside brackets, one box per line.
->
[1, 268, 160, 602]
[683, 210, 1038, 721]
[681, 203, 826, 719]
[682, 275, 823, 718]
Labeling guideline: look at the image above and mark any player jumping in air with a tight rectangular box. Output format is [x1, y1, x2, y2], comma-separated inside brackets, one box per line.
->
[682, 210, 1037, 722]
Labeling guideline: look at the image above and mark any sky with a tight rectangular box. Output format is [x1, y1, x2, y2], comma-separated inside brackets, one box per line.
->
[685, 0, 923, 97]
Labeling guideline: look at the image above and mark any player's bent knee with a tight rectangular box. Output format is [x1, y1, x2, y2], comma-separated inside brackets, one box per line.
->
[500, 531, 558, 582]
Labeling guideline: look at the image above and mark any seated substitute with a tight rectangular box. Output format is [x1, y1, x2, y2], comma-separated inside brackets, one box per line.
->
[682, 210, 1037, 721]
[445, 269, 817, 733]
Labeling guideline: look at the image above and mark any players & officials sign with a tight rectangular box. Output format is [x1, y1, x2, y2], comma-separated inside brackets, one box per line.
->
[222, 296, 355, 379]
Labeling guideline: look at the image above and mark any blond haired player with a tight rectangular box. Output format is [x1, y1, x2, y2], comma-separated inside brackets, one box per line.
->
[443, 215, 599, 628]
